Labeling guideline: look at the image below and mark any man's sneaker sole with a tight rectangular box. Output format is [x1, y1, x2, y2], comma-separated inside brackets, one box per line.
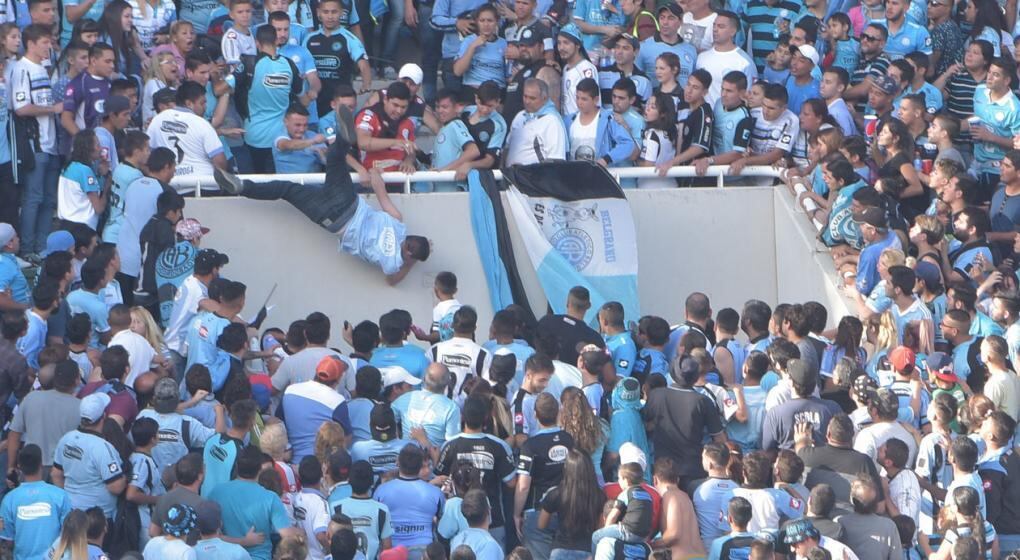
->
[214, 167, 244, 195]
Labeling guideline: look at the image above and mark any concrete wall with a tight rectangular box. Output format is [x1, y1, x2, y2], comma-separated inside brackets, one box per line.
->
[185, 186, 848, 349]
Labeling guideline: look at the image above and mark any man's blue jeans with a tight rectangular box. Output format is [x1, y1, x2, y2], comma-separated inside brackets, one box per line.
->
[591, 524, 640, 555]
[417, 3, 442, 104]
[19, 152, 60, 254]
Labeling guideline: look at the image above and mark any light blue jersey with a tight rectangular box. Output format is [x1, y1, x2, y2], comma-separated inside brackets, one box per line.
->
[65, 289, 109, 348]
[633, 347, 669, 381]
[370, 344, 430, 379]
[273, 130, 325, 173]
[0, 480, 71, 560]
[605, 332, 637, 377]
[573, 0, 626, 50]
[243, 55, 298, 149]
[351, 438, 415, 476]
[636, 35, 698, 88]
[347, 397, 379, 442]
[210, 480, 293, 560]
[201, 433, 245, 497]
[895, 82, 943, 116]
[430, 118, 475, 192]
[972, 85, 1020, 174]
[832, 38, 860, 73]
[340, 199, 407, 276]
[195, 537, 253, 560]
[451, 527, 504, 560]
[392, 389, 461, 446]
[373, 477, 445, 547]
[878, 19, 932, 59]
[185, 311, 232, 370]
[456, 35, 508, 87]
[693, 477, 740, 550]
[52, 429, 124, 518]
[335, 496, 394, 560]
[0, 254, 30, 307]
[726, 385, 767, 452]
[712, 102, 754, 156]
[280, 42, 319, 125]
[16, 310, 47, 370]
[104, 164, 144, 244]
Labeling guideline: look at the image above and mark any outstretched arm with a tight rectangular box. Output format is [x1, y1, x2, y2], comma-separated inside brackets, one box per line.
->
[369, 169, 403, 222]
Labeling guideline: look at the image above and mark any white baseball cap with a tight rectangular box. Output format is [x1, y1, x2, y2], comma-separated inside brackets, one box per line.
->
[380, 366, 422, 388]
[398, 63, 424, 85]
[619, 442, 647, 471]
[796, 44, 820, 66]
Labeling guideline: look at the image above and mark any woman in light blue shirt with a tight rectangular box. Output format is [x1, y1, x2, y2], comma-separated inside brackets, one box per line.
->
[453, 4, 507, 88]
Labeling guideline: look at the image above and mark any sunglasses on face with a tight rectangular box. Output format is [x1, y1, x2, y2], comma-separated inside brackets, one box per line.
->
[861, 33, 880, 41]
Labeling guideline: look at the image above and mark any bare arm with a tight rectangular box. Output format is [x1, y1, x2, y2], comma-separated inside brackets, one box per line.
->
[357, 59, 373, 92]
[210, 93, 231, 128]
[367, 170, 403, 221]
[303, 72, 322, 107]
[106, 476, 127, 496]
[64, 0, 98, 23]
[277, 134, 327, 151]
[15, 103, 62, 118]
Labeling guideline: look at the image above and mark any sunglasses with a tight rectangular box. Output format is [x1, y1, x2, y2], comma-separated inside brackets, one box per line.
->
[860, 33, 880, 42]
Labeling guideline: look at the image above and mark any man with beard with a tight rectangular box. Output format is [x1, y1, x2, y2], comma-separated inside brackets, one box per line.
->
[502, 24, 561, 123]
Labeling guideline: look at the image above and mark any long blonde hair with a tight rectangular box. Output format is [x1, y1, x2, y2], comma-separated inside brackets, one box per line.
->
[875, 311, 899, 355]
[131, 306, 166, 352]
[50, 510, 89, 560]
[558, 386, 604, 456]
[144, 51, 178, 85]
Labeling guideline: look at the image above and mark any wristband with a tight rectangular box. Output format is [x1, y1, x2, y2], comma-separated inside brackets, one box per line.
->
[793, 183, 807, 195]
[802, 198, 819, 212]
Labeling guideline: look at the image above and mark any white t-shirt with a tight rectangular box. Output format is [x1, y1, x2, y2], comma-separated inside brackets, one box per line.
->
[638, 128, 675, 189]
[292, 489, 331, 560]
[854, 421, 919, 469]
[221, 27, 257, 67]
[569, 112, 599, 161]
[141, 78, 166, 127]
[507, 111, 567, 165]
[10, 57, 57, 154]
[164, 275, 207, 355]
[109, 329, 158, 386]
[561, 59, 598, 116]
[545, 360, 582, 401]
[146, 107, 224, 186]
[431, 337, 491, 399]
[695, 46, 757, 107]
[142, 536, 196, 560]
[682, 11, 718, 53]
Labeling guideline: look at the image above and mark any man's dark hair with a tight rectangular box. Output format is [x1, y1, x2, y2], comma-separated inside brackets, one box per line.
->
[236, 446, 265, 479]
[110, 77, 138, 97]
[121, 130, 150, 159]
[230, 399, 258, 429]
[949, 283, 978, 312]
[612, 77, 637, 99]
[715, 308, 739, 334]
[185, 51, 214, 71]
[823, 66, 850, 87]
[156, 190, 185, 215]
[31, 281, 59, 312]
[951, 436, 978, 472]
[100, 346, 130, 381]
[568, 286, 592, 311]
[386, 80, 412, 101]
[463, 395, 488, 429]
[42, 250, 73, 282]
[175, 80, 206, 106]
[88, 42, 113, 59]
[476, 81, 502, 103]
[764, 82, 789, 104]
[827, 413, 855, 445]
[435, 271, 457, 295]
[775, 449, 804, 483]
[689, 68, 712, 89]
[352, 321, 379, 353]
[742, 451, 772, 489]
[685, 292, 711, 321]
[330, 529, 359, 560]
[85, 507, 107, 540]
[784, 304, 811, 337]
[767, 338, 800, 370]
[794, 16, 818, 42]
[349, 460, 374, 494]
[53, 360, 80, 392]
[808, 484, 836, 516]
[255, 23, 277, 46]
[379, 311, 405, 344]
[744, 351, 770, 381]
[17, 444, 44, 476]
[286, 103, 310, 117]
[600, 301, 625, 328]
[641, 316, 670, 346]
[722, 70, 748, 90]
[22, 23, 52, 45]
[217, 323, 248, 353]
[80, 259, 105, 291]
[268, 9, 290, 23]
[453, 306, 478, 335]
[526, 353, 555, 375]
[576, 77, 599, 98]
[397, 443, 425, 475]
[803, 301, 827, 333]
[405, 235, 430, 261]
[355, 365, 382, 400]
[959, 206, 991, 238]
[148, 147, 176, 173]
[460, 488, 490, 526]
[131, 417, 159, 448]
[175, 453, 204, 486]
[883, 438, 909, 470]
[888, 265, 916, 296]
[716, 9, 740, 29]
[219, 280, 247, 305]
[703, 442, 730, 469]
[742, 300, 772, 332]
[299, 455, 323, 487]
[304, 311, 331, 345]
[728, 496, 753, 528]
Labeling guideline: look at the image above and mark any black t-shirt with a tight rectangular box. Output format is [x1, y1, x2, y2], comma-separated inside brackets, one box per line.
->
[641, 386, 723, 479]
[798, 444, 882, 509]
[435, 433, 516, 528]
[615, 485, 654, 538]
[540, 485, 594, 551]
[517, 429, 574, 510]
[881, 151, 930, 220]
[138, 216, 176, 296]
[536, 314, 604, 365]
[678, 101, 713, 154]
[598, 538, 652, 560]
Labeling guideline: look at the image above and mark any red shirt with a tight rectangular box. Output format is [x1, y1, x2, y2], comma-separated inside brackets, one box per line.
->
[355, 105, 416, 172]
[79, 380, 140, 427]
[604, 482, 661, 537]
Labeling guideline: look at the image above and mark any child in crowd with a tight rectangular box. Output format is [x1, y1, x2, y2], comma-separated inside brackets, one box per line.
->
[591, 462, 655, 552]
[764, 35, 793, 84]
[825, 13, 859, 73]
[415, 271, 461, 344]
[181, 364, 221, 429]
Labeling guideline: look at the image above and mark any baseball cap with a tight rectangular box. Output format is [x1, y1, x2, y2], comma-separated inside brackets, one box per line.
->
[103, 94, 131, 116]
[0, 223, 15, 248]
[398, 63, 424, 85]
[195, 500, 222, 535]
[889, 346, 916, 374]
[794, 44, 819, 66]
[517, 23, 551, 46]
[153, 87, 177, 108]
[782, 519, 820, 544]
[914, 261, 942, 290]
[162, 504, 197, 538]
[853, 206, 888, 228]
[42, 230, 74, 257]
[195, 249, 229, 271]
[874, 387, 900, 416]
[657, 2, 683, 17]
[603, 32, 639, 50]
[926, 352, 958, 382]
[380, 366, 422, 388]
[80, 393, 111, 423]
[619, 442, 647, 471]
[852, 374, 878, 403]
[153, 376, 181, 413]
[315, 355, 348, 383]
[786, 358, 814, 385]
[175, 218, 210, 241]
[873, 74, 899, 95]
[370, 403, 398, 442]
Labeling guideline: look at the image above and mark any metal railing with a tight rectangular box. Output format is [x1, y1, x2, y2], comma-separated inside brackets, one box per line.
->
[170, 165, 785, 194]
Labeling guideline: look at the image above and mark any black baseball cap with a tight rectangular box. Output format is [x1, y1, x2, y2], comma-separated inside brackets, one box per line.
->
[658, 3, 683, 18]
[517, 23, 552, 46]
[370, 403, 398, 442]
[195, 249, 229, 274]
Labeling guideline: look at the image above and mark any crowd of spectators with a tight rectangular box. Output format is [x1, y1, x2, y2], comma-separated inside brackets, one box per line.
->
[6, 0, 1020, 558]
